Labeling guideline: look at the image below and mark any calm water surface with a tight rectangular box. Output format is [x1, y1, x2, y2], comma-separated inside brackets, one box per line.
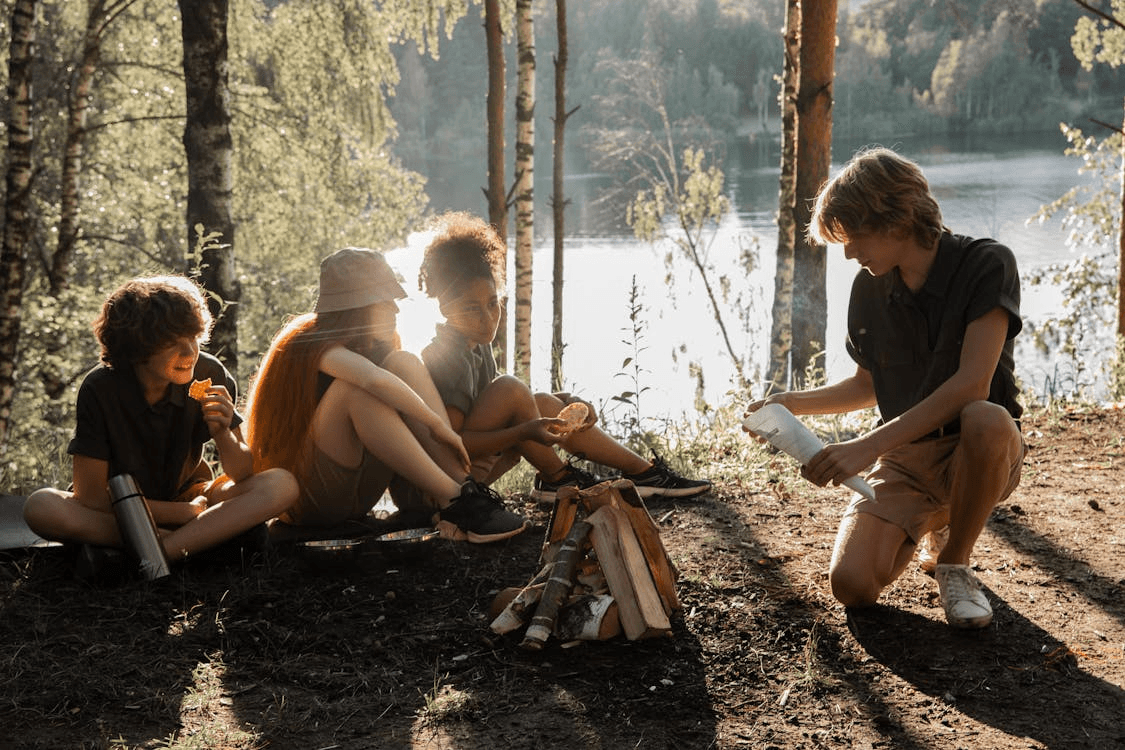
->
[396, 131, 1104, 429]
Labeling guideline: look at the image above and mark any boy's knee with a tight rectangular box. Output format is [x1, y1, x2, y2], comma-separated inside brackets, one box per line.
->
[829, 560, 883, 608]
[959, 401, 1020, 456]
[23, 489, 67, 536]
[258, 468, 300, 512]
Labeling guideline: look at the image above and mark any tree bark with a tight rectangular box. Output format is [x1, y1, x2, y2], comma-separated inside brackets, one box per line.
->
[791, 0, 836, 387]
[0, 0, 38, 450]
[1118, 96, 1125, 340]
[550, 0, 577, 392]
[179, 0, 239, 374]
[484, 0, 508, 369]
[513, 0, 535, 382]
[767, 0, 800, 393]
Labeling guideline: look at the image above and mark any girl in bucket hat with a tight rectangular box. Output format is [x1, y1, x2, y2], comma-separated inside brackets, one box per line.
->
[245, 247, 529, 543]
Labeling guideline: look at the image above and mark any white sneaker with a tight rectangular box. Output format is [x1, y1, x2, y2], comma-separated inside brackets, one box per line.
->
[917, 525, 949, 573]
[935, 563, 992, 628]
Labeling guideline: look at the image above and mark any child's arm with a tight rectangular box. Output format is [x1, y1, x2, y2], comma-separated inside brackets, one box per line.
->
[749, 367, 879, 417]
[320, 346, 469, 466]
[446, 404, 563, 458]
[72, 455, 202, 527]
[199, 384, 255, 482]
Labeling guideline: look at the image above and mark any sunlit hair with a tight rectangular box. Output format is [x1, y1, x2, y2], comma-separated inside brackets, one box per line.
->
[93, 275, 212, 369]
[418, 211, 506, 302]
[245, 304, 399, 476]
[808, 146, 945, 250]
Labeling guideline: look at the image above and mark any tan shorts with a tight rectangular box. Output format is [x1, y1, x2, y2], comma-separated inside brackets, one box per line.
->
[844, 432, 1025, 543]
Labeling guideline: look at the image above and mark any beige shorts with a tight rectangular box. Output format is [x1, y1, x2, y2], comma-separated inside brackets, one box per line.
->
[844, 432, 1025, 543]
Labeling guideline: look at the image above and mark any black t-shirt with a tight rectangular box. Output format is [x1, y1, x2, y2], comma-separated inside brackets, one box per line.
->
[68, 352, 242, 501]
[845, 232, 1023, 425]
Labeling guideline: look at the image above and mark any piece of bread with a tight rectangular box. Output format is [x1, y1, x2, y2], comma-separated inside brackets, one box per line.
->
[551, 402, 590, 435]
[188, 378, 213, 401]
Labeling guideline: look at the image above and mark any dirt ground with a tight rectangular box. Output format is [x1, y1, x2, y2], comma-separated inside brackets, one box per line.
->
[1, 406, 1122, 749]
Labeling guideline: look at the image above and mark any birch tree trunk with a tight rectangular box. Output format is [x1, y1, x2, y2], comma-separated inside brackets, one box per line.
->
[513, 0, 535, 382]
[179, 0, 239, 374]
[1118, 97, 1125, 340]
[550, 0, 577, 393]
[0, 0, 37, 450]
[766, 0, 800, 393]
[484, 0, 508, 369]
[791, 0, 836, 387]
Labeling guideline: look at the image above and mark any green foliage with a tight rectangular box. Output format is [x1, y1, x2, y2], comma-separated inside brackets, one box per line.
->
[0, 0, 469, 490]
[1072, 0, 1125, 69]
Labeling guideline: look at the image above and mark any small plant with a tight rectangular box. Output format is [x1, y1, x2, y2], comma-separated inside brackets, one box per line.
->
[610, 275, 652, 442]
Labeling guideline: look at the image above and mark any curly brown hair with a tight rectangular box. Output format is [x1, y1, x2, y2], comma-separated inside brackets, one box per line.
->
[418, 211, 506, 302]
[808, 146, 946, 250]
[93, 276, 212, 369]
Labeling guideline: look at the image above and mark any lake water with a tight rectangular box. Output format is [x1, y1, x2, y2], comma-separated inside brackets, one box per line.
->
[393, 130, 1108, 430]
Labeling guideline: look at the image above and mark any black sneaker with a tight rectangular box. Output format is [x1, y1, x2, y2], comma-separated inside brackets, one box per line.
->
[625, 454, 711, 500]
[437, 480, 529, 543]
[529, 461, 604, 505]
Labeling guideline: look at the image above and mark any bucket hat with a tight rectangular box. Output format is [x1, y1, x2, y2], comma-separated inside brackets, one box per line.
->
[315, 247, 406, 313]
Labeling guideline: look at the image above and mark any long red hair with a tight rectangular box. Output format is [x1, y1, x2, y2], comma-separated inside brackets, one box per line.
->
[245, 305, 397, 477]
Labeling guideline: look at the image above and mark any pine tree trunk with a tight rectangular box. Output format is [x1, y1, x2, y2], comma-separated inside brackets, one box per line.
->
[484, 0, 508, 369]
[179, 0, 239, 375]
[0, 0, 37, 450]
[513, 0, 535, 382]
[550, 0, 576, 393]
[791, 0, 836, 387]
[766, 0, 800, 393]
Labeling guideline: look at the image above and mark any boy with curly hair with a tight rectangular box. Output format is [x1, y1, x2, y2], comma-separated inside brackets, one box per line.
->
[24, 276, 297, 572]
[418, 211, 711, 502]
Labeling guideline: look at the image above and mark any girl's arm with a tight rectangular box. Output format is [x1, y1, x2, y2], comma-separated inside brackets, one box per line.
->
[320, 346, 469, 466]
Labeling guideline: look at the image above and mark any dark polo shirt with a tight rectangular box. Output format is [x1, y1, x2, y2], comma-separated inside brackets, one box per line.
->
[845, 232, 1022, 429]
[421, 324, 498, 416]
[68, 352, 241, 501]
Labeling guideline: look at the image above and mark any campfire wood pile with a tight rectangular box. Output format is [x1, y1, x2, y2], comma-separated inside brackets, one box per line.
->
[490, 479, 680, 649]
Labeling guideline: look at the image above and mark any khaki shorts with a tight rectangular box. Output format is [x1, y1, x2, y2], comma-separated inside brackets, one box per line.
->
[844, 432, 1025, 543]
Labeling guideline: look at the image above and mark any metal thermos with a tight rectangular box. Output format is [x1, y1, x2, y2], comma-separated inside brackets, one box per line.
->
[108, 474, 171, 580]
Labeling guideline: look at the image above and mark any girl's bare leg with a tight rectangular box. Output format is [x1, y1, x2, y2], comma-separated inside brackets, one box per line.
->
[464, 375, 567, 478]
[381, 350, 468, 480]
[313, 380, 463, 504]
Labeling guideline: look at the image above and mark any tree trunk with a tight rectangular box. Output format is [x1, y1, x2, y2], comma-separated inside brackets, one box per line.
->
[513, 0, 535, 382]
[550, 0, 577, 393]
[179, 0, 239, 374]
[791, 0, 836, 387]
[1118, 97, 1125, 340]
[484, 0, 508, 370]
[0, 0, 37, 450]
[766, 0, 800, 393]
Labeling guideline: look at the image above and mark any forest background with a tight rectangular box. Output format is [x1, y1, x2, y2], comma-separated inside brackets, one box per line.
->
[0, 0, 1122, 495]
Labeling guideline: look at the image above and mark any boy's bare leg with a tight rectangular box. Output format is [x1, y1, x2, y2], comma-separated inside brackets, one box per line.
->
[23, 488, 122, 547]
[829, 512, 915, 607]
[162, 468, 297, 561]
[381, 350, 468, 481]
[938, 401, 1023, 566]
[464, 376, 568, 477]
[534, 392, 650, 474]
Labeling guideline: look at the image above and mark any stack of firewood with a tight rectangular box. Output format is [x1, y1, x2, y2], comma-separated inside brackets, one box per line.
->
[490, 479, 680, 649]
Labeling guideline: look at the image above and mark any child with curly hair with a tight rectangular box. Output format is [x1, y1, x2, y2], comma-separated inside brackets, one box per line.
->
[23, 276, 298, 571]
[245, 247, 528, 543]
[417, 211, 711, 503]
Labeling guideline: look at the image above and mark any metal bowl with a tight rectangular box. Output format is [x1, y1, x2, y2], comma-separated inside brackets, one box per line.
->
[372, 527, 440, 560]
[297, 538, 369, 566]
